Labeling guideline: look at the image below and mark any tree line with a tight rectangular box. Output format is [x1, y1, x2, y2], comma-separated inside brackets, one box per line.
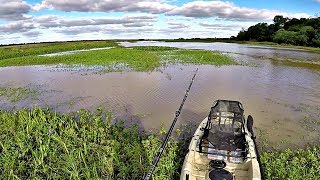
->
[235, 15, 320, 47]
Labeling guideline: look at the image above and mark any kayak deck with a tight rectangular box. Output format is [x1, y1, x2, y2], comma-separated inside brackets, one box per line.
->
[180, 100, 261, 180]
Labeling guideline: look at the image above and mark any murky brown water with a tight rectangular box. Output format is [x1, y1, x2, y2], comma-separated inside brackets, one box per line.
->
[0, 42, 319, 149]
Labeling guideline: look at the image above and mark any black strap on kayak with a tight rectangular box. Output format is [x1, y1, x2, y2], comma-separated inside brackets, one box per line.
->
[144, 68, 199, 180]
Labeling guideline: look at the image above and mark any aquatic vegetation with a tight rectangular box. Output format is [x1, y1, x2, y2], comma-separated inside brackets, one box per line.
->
[0, 41, 118, 60]
[0, 86, 38, 102]
[165, 49, 233, 65]
[270, 57, 320, 70]
[0, 107, 319, 179]
[261, 147, 320, 180]
[131, 46, 233, 65]
[0, 108, 182, 179]
[132, 46, 179, 51]
[0, 45, 234, 71]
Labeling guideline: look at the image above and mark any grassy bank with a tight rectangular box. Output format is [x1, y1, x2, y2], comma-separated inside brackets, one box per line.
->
[270, 57, 320, 70]
[0, 41, 118, 60]
[236, 41, 320, 54]
[0, 108, 185, 179]
[0, 45, 234, 71]
[162, 39, 320, 54]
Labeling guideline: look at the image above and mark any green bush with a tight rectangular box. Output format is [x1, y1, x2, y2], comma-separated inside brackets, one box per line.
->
[0, 108, 181, 179]
[261, 147, 320, 179]
[273, 29, 308, 46]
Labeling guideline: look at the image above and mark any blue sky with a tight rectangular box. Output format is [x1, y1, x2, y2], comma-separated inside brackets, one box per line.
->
[0, 0, 319, 44]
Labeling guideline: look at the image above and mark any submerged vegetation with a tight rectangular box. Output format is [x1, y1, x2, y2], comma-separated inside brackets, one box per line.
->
[0, 45, 234, 71]
[0, 86, 38, 102]
[270, 57, 320, 70]
[0, 108, 184, 179]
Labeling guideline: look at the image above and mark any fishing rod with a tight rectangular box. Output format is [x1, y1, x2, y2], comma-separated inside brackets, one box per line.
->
[144, 68, 199, 180]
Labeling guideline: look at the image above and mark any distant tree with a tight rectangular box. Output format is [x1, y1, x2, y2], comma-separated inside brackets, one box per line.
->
[246, 23, 262, 40]
[273, 29, 308, 46]
[284, 18, 300, 30]
[274, 15, 288, 30]
[306, 17, 320, 29]
[268, 24, 276, 33]
[312, 31, 320, 47]
[234, 15, 320, 47]
[273, 29, 297, 44]
[288, 25, 303, 32]
[236, 30, 248, 41]
[295, 34, 308, 46]
[299, 26, 315, 45]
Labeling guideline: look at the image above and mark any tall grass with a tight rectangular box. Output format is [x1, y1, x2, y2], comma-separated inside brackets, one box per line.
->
[0, 108, 182, 179]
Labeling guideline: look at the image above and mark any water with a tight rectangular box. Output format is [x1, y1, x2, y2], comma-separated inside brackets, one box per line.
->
[120, 41, 320, 63]
[1, 42, 320, 148]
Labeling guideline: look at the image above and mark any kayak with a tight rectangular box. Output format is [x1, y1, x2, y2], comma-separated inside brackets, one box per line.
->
[180, 100, 262, 180]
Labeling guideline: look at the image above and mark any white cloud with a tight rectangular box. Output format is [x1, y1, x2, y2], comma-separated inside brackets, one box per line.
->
[23, 31, 41, 37]
[54, 26, 156, 35]
[199, 22, 246, 30]
[33, 14, 157, 28]
[0, 0, 31, 20]
[0, 21, 35, 33]
[0, 14, 157, 38]
[31, 0, 311, 23]
[167, 1, 310, 22]
[167, 22, 190, 29]
[0, 0, 314, 44]
[33, 0, 175, 14]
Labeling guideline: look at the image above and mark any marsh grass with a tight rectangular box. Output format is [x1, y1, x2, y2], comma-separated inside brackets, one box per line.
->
[0, 108, 183, 179]
[0, 45, 234, 71]
[270, 57, 320, 70]
[166, 49, 233, 65]
[245, 41, 320, 54]
[0, 86, 38, 102]
[0, 41, 118, 60]
[132, 46, 179, 51]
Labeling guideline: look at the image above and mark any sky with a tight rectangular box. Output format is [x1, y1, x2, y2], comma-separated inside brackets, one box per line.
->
[0, 0, 319, 44]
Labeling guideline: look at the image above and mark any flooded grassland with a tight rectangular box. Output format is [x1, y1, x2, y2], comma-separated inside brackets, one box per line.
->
[0, 41, 320, 179]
